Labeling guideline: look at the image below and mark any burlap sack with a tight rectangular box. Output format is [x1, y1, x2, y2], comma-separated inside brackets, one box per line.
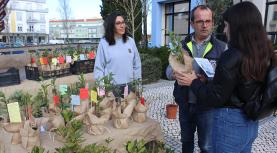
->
[123, 99, 137, 117]
[0, 140, 5, 153]
[132, 112, 147, 123]
[3, 123, 23, 144]
[48, 103, 61, 114]
[48, 114, 65, 131]
[100, 107, 112, 120]
[112, 106, 130, 129]
[87, 124, 109, 135]
[132, 103, 148, 123]
[86, 113, 109, 125]
[99, 97, 113, 109]
[126, 92, 137, 102]
[20, 121, 40, 151]
[74, 100, 89, 115]
[168, 52, 193, 73]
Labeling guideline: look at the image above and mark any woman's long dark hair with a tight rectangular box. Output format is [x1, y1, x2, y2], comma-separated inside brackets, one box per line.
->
[104, 12, 128, 45]
[223, 1, 276, 81]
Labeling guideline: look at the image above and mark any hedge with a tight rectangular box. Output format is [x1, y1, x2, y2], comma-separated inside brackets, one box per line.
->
[140, 53, 162, 84]
[138, 46, 170, 79]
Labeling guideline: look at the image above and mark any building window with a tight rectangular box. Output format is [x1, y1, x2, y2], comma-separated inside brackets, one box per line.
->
[273, 11, 277, 20]
[16, 12, 22, 21]
[17, 24, 23, 32]
[27, 12, 33, 20]
[265, 0, 277, 44]
[164, 1, 190, 44]
[40, 14, 45, 21]
[28, 25, 34, 32]
[40, 25, 45, 33]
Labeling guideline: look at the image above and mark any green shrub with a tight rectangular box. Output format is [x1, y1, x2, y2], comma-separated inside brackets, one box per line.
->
[139, 46, 169, 79]
[140, 53, 162, 84]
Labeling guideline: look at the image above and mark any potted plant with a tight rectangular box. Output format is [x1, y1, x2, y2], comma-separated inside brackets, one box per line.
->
[168, 32, 193, 73]
[166, 102, 178, 119]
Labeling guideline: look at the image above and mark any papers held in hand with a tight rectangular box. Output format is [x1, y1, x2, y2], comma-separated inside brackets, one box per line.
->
[194, 58, 215, 78]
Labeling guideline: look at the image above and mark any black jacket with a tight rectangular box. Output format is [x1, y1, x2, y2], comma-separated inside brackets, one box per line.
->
[173, 34, 226, 108]
[191, 47, 264, 108]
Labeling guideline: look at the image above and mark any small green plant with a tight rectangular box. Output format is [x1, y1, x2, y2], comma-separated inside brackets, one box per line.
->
[21, 92, 33, 120]
[78, 73, 86, 89]
[126, 139, 146, 153]
[9, 90, 25, 106]
[168, 32, 183, 63]
[79, 143, 116, 153]
[51, 78, 58, 95]
[0, 91, 9, 120]
[30, 146, 49, 153]
[61, 109, 74, 125]
[55, 120, 84, 153]
[125, 140, 174, 153]
[39, 77, 51, 109]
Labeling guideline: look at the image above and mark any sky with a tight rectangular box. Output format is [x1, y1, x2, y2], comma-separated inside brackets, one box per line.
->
[47, 0, 102, 19]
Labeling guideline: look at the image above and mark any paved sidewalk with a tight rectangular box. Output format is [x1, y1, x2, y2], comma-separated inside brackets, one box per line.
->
[143, 80, 277, 153]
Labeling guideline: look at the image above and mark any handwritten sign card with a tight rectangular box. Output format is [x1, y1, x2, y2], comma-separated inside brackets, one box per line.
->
[90, 90, 98, 103]
[80, 88, 89, 100]
[7, 102, 22, 123]
[59, 85, 68, 95]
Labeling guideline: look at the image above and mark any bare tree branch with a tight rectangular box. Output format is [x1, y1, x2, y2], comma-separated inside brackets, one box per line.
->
[58, 0, 72, 43]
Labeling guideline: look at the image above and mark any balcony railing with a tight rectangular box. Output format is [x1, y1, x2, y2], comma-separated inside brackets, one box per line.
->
[27, 18, 46, 23]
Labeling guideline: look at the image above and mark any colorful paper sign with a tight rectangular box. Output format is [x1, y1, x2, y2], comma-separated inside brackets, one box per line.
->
[59, 85, 68, 95]
[52, 58, 58, 65]
[71, 95, 80, 105]
[80, 88, 89, 100]
[31, 57, 36, 64]
[124, 84, 128, 98]
[40, 57, 48, 65]
[73, 54, 79, 61]
[58, 56, 65, 64]
[89, 52, 95, 59]
[80, 54, 85, 60]
[90, 90, 98, 103]
[66, 55, 72, 63]
[140, 97, 145, 105]
[7, 102, 22, 123]
[97, 87, 105, 96]
[53, 95, 60, 106]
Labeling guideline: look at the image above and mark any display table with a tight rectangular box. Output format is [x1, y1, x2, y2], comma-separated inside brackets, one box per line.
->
[0, 118, 163, 153]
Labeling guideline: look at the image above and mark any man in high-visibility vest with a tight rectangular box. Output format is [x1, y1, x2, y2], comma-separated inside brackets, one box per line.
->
[166, 5, 227, 153]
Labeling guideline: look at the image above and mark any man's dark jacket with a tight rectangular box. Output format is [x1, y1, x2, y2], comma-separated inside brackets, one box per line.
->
[173, 34, 226, 108]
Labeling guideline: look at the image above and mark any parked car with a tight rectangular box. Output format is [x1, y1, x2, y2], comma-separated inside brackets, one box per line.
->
[0, 42, 9, 48]
[26, 42, 37, 46]
[11, 42, 24, 47]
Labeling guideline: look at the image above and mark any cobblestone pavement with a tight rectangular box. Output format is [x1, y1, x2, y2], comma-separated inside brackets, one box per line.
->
[143, 80, 277, 153]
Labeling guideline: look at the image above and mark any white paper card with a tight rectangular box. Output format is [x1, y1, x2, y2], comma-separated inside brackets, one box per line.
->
[194, 58, 215, 78]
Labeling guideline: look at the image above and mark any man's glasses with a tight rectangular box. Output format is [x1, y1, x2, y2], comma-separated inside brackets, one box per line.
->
[194, 20, 212, 26]
[115, 21, 126, 26]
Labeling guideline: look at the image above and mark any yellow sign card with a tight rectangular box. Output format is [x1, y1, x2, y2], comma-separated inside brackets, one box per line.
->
[52, 58, 58, 65]
[7, 102, 22, 123]
[91, 90, 98, 103]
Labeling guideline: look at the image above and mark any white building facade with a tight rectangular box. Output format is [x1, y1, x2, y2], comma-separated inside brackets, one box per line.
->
[1, 0, 49, 46]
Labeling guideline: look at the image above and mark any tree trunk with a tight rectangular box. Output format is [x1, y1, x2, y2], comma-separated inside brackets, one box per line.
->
[142, 0, 148, 48]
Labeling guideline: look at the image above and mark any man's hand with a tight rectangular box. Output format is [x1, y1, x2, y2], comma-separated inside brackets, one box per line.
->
[174, 70, 197, 86]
